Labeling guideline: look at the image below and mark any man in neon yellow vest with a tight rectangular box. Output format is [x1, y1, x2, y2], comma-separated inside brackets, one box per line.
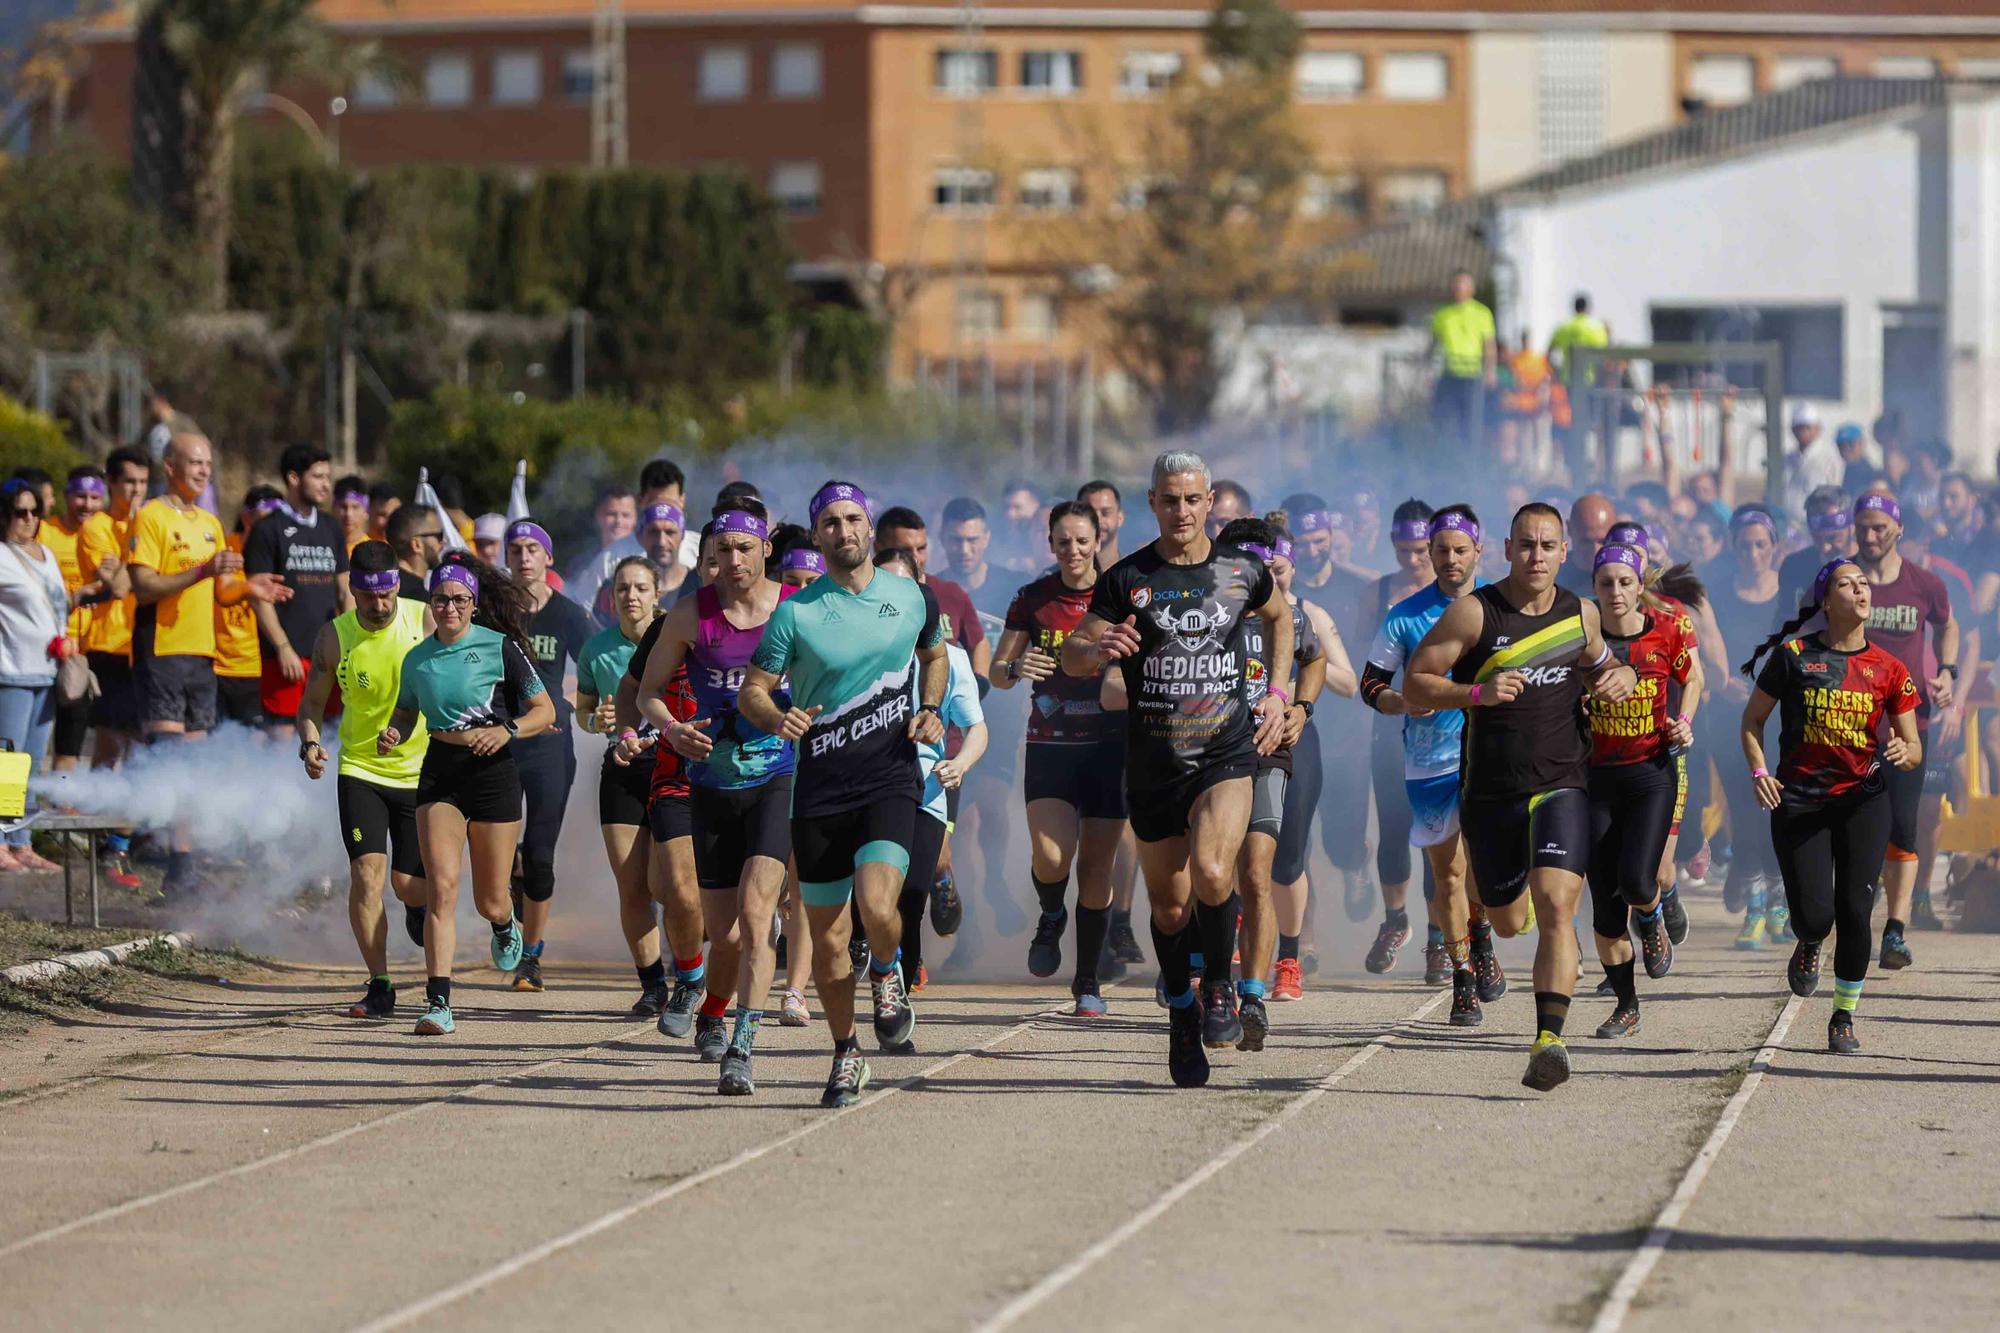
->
[1428, 269, 1497, 449]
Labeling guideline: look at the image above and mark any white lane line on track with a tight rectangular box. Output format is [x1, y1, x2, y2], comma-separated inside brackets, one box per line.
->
[974, 987, 1452, 1333]
[349, 1002, 1081, 1333]
[0, 1020, 656, 1263]
[1588, 992, 1803, 1333]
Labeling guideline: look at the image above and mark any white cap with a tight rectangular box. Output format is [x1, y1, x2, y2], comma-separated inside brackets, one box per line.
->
[1790, 402, 1821, 429]
[472, 512, 507, 542]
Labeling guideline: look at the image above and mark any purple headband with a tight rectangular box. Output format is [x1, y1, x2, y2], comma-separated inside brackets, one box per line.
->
[1239, 541, 1276, 565]
[1594, 543, 1645, 576]
[643, 503, 684, 530]
[1274, 535, 1294, 564]
[1391, 519, 1432, 544]
[1808, 508, 1853, 536]
[1811, 557, 1860, 606]
[809, 482, 873, 525]
[781, 548, 827, 574]
[1428, 511, 1481, 545]
[429, 563, 479, 601]
[1606, 522, 1647, 548]
[249, 496, 284, 517]
[505, 520, 553, 555]
[1294, 509, 1334, 535]
[335, 487, 369, 510]
[1855, 494, 1902, 526]
[1730, 509, 1776, 540]
[712, 510, 769, 541]
[66, 475, 106, 498]
[352, 567, 401, 594]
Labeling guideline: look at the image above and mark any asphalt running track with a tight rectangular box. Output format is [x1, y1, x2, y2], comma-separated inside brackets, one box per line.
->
[2, 896, 1995, 1331]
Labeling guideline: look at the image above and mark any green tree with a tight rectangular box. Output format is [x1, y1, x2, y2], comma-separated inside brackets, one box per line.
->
[1204, 0, 1303, 76]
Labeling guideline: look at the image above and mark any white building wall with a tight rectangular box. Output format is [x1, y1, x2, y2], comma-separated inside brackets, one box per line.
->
[1948, 90, 2000, 470]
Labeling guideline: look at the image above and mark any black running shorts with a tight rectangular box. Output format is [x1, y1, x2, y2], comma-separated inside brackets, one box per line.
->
[648, 791, 693, 845]
[135, 651, 216, 732]
[415, 743, 522, 824]
[691, 775, 795, 890]
[794, 794, 916, 907]
[1459, 786, 1590, 908]
[598, 748, 652, 827]
[1127, 760, 1255, 845]
[1023, 739, 1127, 821]
[336, 773, 426, 877]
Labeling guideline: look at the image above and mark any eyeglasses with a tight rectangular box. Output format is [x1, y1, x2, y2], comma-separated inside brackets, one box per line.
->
[430, 594, 473, 609]
[417, 530, 445, 541]
[10, 505, 40, 520]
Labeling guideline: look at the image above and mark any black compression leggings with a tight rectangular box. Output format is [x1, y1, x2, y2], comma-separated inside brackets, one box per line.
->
[1318, 718, 1371, 872]
[898, 811, 949, 978]
[1273, 720, 1323, 884]
[1587, 759, 1677, 940]
[1772, 787, 1890, 984]
[1716, 746, 1780, 893]
[513, 731, 577, 896]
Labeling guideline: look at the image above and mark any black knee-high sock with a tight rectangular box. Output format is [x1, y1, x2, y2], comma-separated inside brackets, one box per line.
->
[1196, 895, 1239, 986]
[1278, 933, 1300, 961]
[1605, 960, 1637, 1008]
[1033, 874, 1069, 917]
[1151, 916, 1194, 1001]
[898, 885, 926, 974]
[1534, 990, 1571, 1038]
[1074, 905, 1109, 987]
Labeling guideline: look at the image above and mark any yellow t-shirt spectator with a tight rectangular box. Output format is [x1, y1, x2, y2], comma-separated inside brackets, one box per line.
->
[1431, 299, 1496, 379]
[38, 515, 93, 641]
[129, 496, 226, 659]
[1549, 312, 1610, 379]
[214, 531, 261, 680]
[77, 510, 134, 658]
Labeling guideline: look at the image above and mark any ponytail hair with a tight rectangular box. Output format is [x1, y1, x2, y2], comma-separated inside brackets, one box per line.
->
[1740, 601, 1818, 678]
[1644, 561, 1707, 614]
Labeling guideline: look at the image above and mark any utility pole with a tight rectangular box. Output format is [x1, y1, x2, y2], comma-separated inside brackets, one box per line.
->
[591, 0, 628, 167]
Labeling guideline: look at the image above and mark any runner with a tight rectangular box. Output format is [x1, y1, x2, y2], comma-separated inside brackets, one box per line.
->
[778, 544, 824, 589]
[502, 518, 596, 992]
[594, 502, 692, 626]
[296, 540, 431, 1019]
[1360, 505, 1506, 1026]
[1741, 557, 1921, 1054]
[1060, 451, 1292, 1087]
[1708, 508, 1787, 946]
[1584, 543, 1701, 1038]
[214, 487, 282, 727]
[243, 444, 351, 742]
[990, 500, 1122, 1015]
[333, 475, 371, 555]
[76, 446, 149, 888]
[638, 500, 798, 1092]
[575, 555, 671, 1017]
[1848, 494, 1957, 971]
[1078, 480, 1125, 570]
[385, 503, 445, 602]
[1404, 502, 1639, 1091]
[377, 554, 555, 1036]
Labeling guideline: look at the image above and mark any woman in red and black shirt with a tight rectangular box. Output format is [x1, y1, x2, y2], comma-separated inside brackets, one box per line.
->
[1585, 544, 1700, 1038]
[1741, 557, 1921, 1055]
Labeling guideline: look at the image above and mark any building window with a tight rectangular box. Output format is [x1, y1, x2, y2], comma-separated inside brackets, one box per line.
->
[1117, 175, 1168, 212]
[933, 166, 997, 211]
[424, 53, 472, 107]
[956, 289, 1004, 341]
[561, 50, 596, 99]
[1020, 50, 1083, 95]
[1378, 169, 1448, 220]
[1687, 54, 1755, 106]
[1771, 55, 1839, 90]
[1018, 167, 1081, 213]
[353, 69, 398, 109]
[1875, 55, 1939, 79]
[1381, 52, 1449, 101]
[1539, 34, 1604, 166]
[699, 45, 750, 101]
[1017, 293, 1059, 342]
[1958, 56, 2000, 78]
[772, 43, 822, 99]
[1295, 51, 1364, 101]
[1650, 305, 1844, 399]
[935, 48, 998, 95]
[1119, 50, 1182, 95]
[1299, 172, 1364, 220]
[492, 52, 541, 105]
[770, 162, 822, 217]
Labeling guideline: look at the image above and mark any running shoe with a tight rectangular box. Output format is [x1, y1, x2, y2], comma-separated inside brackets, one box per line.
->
[632, 981, 668, 1017]
[1595, 975, 1618, 997]
[1200, 979, 1242, 1049]
[780, 988, 810, 1027]
[694, 1013, 728, 1063]
[1237, 995, 1268, 1052]
[1098, 942, 1128, 985]
[1270, 957, 1304, 1002]
[1659, 889, 1688, 945]
[1300, 946, 1320, 978]
[1723, 875, 1748, 915]
[1734, 912, 1767, 951]
[1342, 870, 1375, 922]
[1880, 926, 1912, 971]
[1154, 975, 1170, 1009]
[1423, 941, 1451, 987]
[1167, 1001, 1210, 1088]
[404, 905, 426, 947]
[1911, 892, 1945, 932]
[490, 919, 524, 972]
[847, 934, 870, 975]
[1637, 910, 1673, 980]
[346, 980, 395, 1020]
[659, 976, 700, 1037]
[101, 849, 144, 890]
[413, 999, 454, 1036]
[1684, 842, 1711, 886]
[1827, 1014, 1860, 1055]
[1764, 901, 1793, 944]
[1363, 920, 1409, 974]
[870, 963, 916, 1048]
[1028, 908, 1067, 978]
[1109, 919, 1146, 965]
[908, 963, 929, 994]
[1593, 1004, 1640, 1040]
[1470, 926, 1507, 1002]
[1521, 1032, 1571, 1091]
[1072, 984, 1107, 1019]
[511, 952, 544, 993]
[929, 869, 963, 937]
[1448, 970, 1482, 1027]
[718, 1044, 755, 1096]
[1788, 938, 1822, 997]
[821, 1048, 870, 1107]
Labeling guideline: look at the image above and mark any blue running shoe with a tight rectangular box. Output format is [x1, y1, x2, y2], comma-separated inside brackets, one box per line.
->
[490, 919, 524, 972]
[414, 999, 455, 1036]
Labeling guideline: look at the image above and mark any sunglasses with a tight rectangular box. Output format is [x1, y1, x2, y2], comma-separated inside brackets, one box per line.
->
[11, 504, 41, 519]
[417, 530, 445, 541]
[430, 593, 473, 609]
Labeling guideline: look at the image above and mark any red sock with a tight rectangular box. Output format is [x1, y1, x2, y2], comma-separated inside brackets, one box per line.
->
[674, 954, 704, 977]
[699, 991, 730, 1018]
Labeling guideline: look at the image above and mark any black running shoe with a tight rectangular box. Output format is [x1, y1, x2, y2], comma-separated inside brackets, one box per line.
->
[404, 905, 426, 947]
[1594, 1003, 1640, 1040]
[1423, 941, 1451, 987]
[346, 979, 395, 1019]
[1880, 927, 1913, 971]
[632, 981, 668, 1017]
[1659, 889, 1688, 945]
[718, 1043, 755, 1096]
[1236, 994, 1268, 1052]
[1470, 926, 1507, 1002]
[1827, 1013, 1860, 1055]
[1167, 1001, 1210, 1088]
[1028, 909, 1066, 978]
[1448, 971, 1482, 1027]
[1097, 939, 1128, 985]
[870, 963, 916, 1048]
[1200, 979, 1241, 1049]
[1595, 975, 1617, 997]
[1109, 919, 1146, 965]
[1787, 938, 1822, 997]
[1911, 890, 1945, 932]
[1723, 875, 1748, 915]
[929, 870, 963, 937]
[694, 1013, 728, 1063]
[658, 977, 700, 1038]
[1637, 911, 1673, 980]
[821, 1048, 870, 1107]
[1363, 920, 1409, 974]
[512, 952, 544, 993]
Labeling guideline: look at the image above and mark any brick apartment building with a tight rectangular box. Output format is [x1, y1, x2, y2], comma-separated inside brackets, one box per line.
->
[59, 1, 2000, 384]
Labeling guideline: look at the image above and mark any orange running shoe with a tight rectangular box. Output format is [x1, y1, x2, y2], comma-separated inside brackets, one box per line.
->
[908, 963, 929, 994]
[1271, 957, 1304, 1002]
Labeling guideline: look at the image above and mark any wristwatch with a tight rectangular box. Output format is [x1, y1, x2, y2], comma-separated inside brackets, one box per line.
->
[1296, 699, 1315, 719]
[504, 717, 520, 736]
[917, 703, 942, 719]
[1941, 663, 1960, 679]
[1000, 659, 1018, 681]
[297, 739, 322, 761]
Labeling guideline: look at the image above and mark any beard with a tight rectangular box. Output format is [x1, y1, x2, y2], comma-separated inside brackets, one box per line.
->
[826, 541, 868, 572]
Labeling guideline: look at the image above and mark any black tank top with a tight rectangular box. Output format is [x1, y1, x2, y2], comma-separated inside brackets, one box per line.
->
[1450, 583, 1593, 799]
